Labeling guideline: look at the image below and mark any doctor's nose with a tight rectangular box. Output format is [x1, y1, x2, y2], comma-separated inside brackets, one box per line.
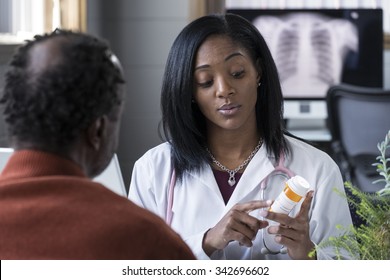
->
[216, 77, 234, 99]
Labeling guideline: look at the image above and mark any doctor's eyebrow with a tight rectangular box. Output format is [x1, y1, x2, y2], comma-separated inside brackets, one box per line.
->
[224, 52, 245, 62]
[194, 52, 245, 71]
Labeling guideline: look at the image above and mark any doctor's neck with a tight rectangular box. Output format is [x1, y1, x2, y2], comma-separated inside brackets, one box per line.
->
[207, 130, 262, 165]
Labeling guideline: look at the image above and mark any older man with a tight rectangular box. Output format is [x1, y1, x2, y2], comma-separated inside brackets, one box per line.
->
[0, 29, 194, 260]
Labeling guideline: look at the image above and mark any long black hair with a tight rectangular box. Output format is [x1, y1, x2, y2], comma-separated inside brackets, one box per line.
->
[161, 13, 289, 180]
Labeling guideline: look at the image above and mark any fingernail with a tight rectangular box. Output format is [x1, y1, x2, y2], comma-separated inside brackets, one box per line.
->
[266, 200, 273, 205]
[259, 210, 268, 217]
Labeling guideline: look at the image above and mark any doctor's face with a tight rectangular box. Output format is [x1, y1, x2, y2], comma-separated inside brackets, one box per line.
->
[193, 35, 261, 134]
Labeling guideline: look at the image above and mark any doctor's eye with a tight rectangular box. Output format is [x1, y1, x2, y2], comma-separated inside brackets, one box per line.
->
[232, 70, 245, 79]
[196, 80, 213, 88]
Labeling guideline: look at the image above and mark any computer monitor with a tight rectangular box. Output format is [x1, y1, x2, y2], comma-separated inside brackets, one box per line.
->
[0, 148, 127, 197]
[226, 8, 384, 120]
[93, 154, 127, 197]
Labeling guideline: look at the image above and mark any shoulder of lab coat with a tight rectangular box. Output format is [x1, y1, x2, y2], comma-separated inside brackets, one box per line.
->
[128, 142, 172, 219]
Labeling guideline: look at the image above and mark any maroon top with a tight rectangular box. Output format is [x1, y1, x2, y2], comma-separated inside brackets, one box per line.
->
[212, 169, 243, 204]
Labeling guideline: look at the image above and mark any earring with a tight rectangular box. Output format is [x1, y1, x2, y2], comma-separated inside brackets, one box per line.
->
[258, 82, 261, 87]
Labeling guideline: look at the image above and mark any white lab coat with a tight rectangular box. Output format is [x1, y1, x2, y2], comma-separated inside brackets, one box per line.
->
[129, 135, 353, 260]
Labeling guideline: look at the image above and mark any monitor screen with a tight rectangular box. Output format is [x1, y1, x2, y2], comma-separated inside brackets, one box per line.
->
[226, 9, 384, 100]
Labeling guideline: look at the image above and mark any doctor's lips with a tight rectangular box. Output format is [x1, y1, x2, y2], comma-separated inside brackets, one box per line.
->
[218, 103, 241, 116]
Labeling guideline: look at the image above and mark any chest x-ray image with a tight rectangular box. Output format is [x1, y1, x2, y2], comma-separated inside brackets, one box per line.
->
[253, 13, 358, 98]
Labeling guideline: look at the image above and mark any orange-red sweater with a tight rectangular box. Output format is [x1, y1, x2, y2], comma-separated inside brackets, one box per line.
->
[0, 150, 195, 260]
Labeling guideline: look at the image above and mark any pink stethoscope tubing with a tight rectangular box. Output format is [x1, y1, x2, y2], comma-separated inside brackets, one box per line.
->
[165, 153, 294, 226]
[166, 168, 177, 225]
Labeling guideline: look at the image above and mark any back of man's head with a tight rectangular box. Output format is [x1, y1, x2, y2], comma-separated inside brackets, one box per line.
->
[1, 29, 124, 152]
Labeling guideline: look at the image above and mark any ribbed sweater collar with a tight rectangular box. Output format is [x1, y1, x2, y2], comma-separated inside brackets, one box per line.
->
[0, 150, 86, 180]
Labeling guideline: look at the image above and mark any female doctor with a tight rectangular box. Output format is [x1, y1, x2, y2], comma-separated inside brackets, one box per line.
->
[129, 14, 353, 260]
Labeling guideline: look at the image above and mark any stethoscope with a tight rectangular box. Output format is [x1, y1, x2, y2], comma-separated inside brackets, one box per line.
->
[257, 153, 295, 255]
[166, 153, 295, 256]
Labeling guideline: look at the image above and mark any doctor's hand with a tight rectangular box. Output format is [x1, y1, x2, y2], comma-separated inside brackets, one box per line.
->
[260, 191, 315, 260]
[202, 200, 271, 257]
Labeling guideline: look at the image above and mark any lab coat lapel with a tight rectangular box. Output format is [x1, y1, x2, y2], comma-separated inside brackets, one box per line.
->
[186, 164, 226, 205]
[225, 145, 275, 210]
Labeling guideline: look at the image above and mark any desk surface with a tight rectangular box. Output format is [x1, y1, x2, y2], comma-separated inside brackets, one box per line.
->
[286, 118, 332, 142]
[289, 128, 332, 142]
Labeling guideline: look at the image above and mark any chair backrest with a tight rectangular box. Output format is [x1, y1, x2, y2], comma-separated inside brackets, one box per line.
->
[327, 84, 390, 158]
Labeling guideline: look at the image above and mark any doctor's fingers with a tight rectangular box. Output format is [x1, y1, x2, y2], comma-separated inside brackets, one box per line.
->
[225, 208, 268, 231]
[206, 208, 266, 249]
[288, 191, 313, 228]
[260, 210, 308, 232]
[233, 200, 272, 213]
[297, 191, 314, 219]
[269, 230, 314, 260]
[258, 209, 292, 226]
[283, 191, 314, 230]
[224, 218, 262, 247]
[259, 191, 314, 226]
[268, 224, 314, 260]
[268, 220, 310, 240]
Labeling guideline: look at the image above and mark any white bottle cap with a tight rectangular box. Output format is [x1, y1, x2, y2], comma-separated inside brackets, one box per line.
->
[287, 175, 310, 197]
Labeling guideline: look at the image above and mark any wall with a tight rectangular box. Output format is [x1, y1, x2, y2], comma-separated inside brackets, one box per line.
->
[86, 0, 191, 189]
[0, 44, 19, 147]
[385, 49, 390, 89]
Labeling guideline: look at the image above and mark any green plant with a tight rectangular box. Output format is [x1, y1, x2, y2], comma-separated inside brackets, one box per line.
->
[315, 130, 390, 260]
[373, 131, 390, 196]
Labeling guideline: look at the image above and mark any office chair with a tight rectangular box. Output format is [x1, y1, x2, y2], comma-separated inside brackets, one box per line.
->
[326, 84, 390, 193]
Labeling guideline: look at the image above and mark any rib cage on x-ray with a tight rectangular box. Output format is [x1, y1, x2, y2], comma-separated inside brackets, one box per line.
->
[253, 13, 359, 98]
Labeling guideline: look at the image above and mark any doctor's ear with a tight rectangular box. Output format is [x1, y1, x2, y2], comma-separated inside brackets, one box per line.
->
[86, 116, 108, 150]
